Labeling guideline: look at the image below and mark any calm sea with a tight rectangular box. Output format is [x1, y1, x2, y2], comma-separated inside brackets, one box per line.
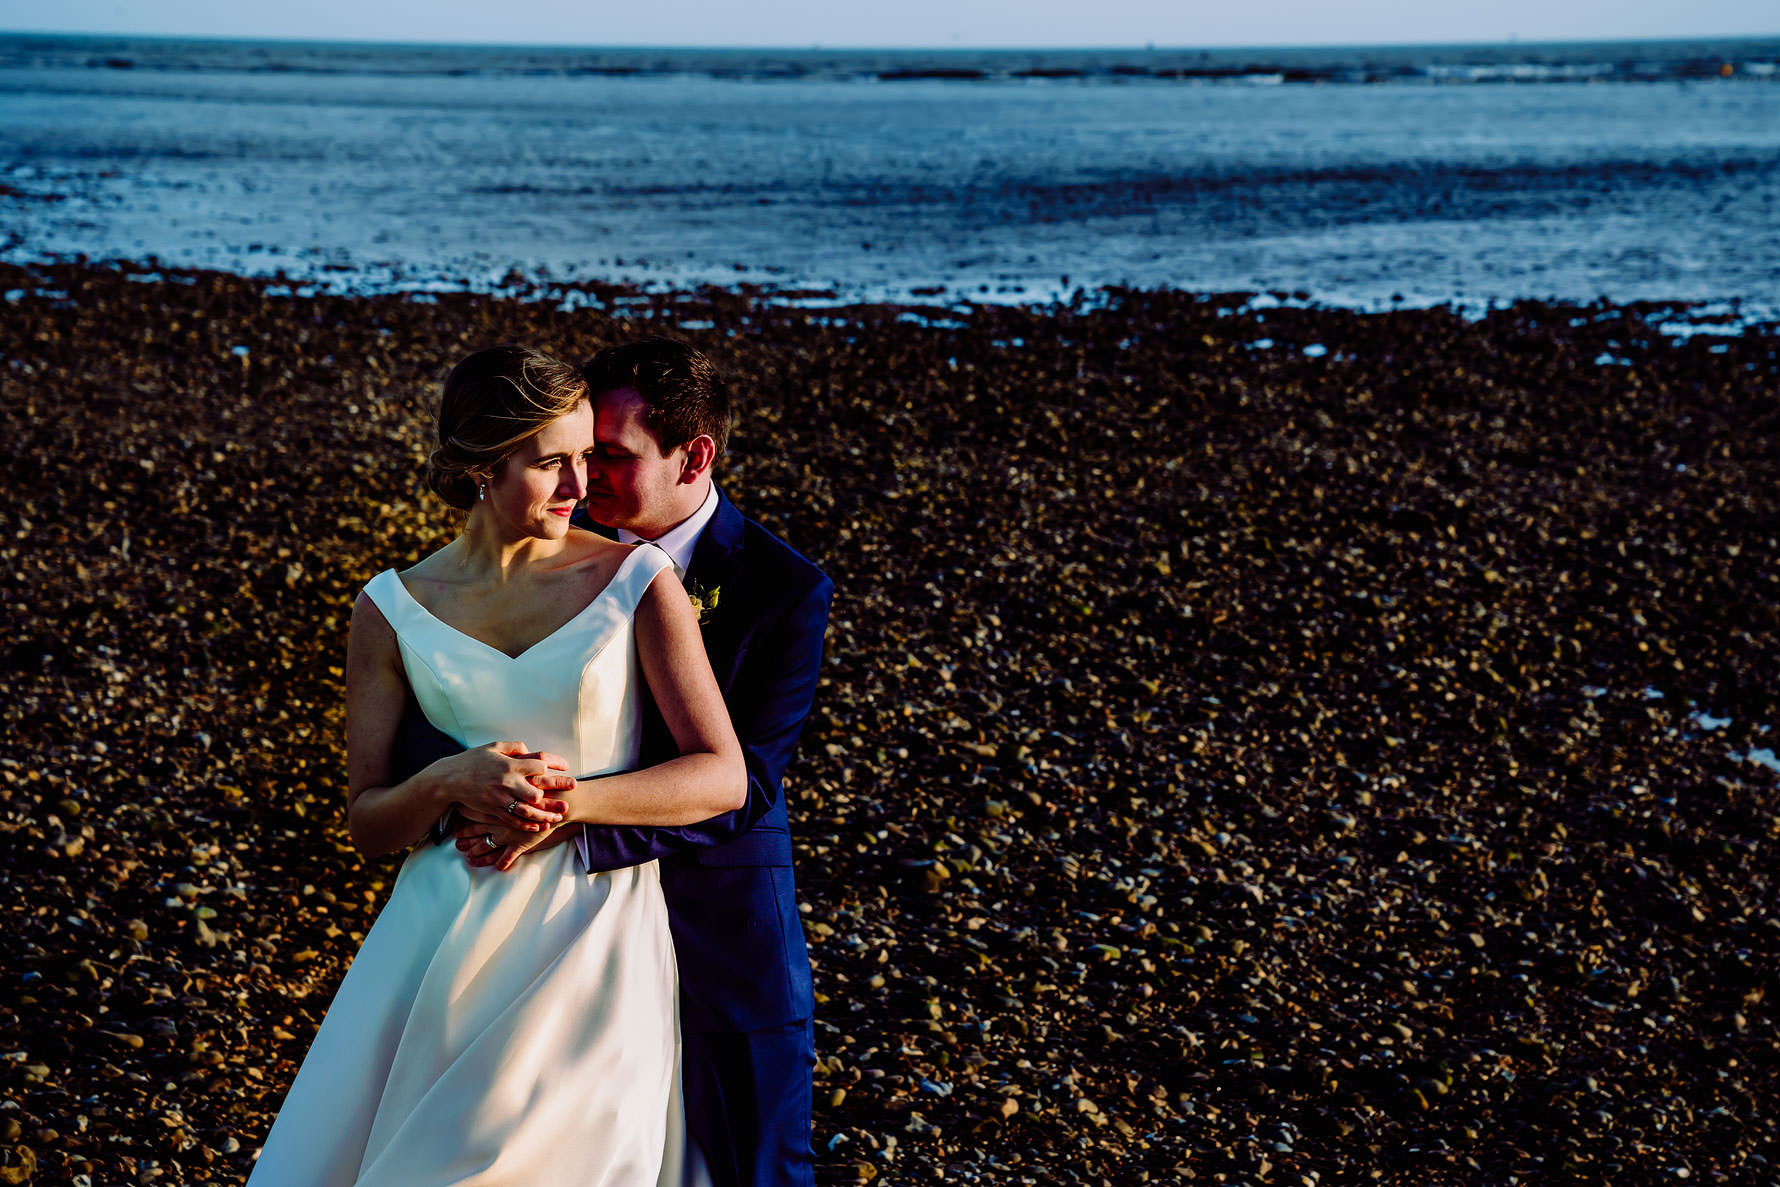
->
[2, 33, 1778, 315]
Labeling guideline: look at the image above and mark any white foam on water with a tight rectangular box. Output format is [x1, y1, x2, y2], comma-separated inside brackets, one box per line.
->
[1680, 707, 1778, 779]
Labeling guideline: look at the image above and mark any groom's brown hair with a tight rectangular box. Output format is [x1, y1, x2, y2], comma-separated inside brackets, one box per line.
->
[581, 336, 731, 459]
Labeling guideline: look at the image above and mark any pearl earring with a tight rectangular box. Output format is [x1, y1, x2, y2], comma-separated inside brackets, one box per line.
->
[478, 484, 487, 502]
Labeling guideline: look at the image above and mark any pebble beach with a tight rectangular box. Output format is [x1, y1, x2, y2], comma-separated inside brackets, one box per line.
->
[2, 260, 1777, 1184]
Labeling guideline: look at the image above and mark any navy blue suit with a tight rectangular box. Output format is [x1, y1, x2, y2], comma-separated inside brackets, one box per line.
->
[391, 486, 830, 1187]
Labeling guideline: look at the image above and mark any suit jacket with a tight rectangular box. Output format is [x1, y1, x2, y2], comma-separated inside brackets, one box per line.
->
[576, 487, 830, 1032]
[391, 486, 831, 1034]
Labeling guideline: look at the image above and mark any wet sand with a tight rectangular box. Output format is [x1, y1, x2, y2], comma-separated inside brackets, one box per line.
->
[1, 261, 1777, 1184]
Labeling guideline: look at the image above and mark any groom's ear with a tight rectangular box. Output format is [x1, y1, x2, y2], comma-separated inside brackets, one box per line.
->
[680, 435, 717, 483]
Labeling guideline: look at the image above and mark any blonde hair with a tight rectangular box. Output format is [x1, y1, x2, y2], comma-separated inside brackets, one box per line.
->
[424, 347, 588, 510]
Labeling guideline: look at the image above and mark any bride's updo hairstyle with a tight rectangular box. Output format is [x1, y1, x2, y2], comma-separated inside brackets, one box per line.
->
[425, 346, 589, 510]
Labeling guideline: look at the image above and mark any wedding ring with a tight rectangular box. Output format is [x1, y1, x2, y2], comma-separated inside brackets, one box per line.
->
[505, 799, 521, 815]
[485, 835, 498, 851]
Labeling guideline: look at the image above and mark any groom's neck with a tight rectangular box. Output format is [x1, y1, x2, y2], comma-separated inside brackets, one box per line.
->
[626, 478, 713, 541]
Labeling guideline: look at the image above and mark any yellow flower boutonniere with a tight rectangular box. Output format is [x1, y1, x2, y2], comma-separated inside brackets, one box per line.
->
[688, 581, 721, 626]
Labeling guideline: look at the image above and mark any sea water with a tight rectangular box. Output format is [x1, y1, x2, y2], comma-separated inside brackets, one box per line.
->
[1, 33, 1777, 316]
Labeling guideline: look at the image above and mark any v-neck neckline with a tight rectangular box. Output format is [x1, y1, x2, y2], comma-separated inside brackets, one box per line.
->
[390, 545, 654, 662]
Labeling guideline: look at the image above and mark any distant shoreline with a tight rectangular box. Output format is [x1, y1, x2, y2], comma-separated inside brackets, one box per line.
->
[7, 254, 1777, 340]
[2, 30, 1777, 86]
[3, 28, 1779, 55]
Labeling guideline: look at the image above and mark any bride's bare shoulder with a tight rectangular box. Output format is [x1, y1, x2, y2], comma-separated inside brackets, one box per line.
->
[564, 526, 624, 552]
[562, 529, 636, 583]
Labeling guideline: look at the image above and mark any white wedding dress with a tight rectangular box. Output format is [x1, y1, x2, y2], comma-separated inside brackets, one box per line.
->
[249, 545, 690, 1187]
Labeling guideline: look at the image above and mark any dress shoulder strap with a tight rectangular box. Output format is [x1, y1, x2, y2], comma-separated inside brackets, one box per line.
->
[603, 543, 675, 615]
[359, 569, 414, 632]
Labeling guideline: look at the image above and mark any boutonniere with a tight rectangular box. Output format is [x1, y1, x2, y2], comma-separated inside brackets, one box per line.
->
[688, 581, 721, 626]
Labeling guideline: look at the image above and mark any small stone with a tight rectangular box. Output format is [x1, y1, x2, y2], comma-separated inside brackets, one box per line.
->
[0, 1147, 35, 1185]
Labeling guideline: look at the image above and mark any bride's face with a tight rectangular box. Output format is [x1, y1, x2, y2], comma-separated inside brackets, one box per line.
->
[482, 401, 596, 540]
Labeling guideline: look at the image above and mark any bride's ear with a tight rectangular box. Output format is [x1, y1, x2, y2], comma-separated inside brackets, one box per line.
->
[681, 435, 717, 482]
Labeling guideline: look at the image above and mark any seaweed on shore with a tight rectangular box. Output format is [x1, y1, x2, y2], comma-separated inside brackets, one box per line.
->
[0, 262, 1776, 1185]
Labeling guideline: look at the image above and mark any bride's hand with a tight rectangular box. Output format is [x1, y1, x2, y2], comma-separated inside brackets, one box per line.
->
[454, 819, 574, 872]
[431, 742, 573, 829]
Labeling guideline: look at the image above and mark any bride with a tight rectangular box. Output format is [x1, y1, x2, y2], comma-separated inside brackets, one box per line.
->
[248, 347, 742, 1186]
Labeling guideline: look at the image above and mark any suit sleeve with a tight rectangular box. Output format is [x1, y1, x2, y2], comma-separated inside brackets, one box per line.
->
[575, 572, 833, 872]
[388, 690, 464, 844]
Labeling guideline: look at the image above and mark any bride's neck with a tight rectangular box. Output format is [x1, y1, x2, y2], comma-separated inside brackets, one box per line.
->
[454, 512, 567, 581]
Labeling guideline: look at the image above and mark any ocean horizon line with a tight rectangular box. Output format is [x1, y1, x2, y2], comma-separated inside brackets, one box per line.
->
[2, 30, 1776, 88]
[4, 27, 1780, 53]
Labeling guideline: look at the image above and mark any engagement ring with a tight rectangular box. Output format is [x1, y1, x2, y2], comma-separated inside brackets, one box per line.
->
[506, 800, 521, 815]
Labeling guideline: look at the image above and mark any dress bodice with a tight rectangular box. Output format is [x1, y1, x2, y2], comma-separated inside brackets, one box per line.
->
[255, 538, 691, 1187]
[361, 544, 673, 779]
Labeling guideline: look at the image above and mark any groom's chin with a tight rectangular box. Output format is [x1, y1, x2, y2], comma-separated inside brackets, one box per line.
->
[568, 507, 614, 536]
[578, 500, 622, 530]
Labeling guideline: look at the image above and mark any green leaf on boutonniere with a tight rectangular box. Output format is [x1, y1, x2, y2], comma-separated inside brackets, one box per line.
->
[688, 581, 721, 625]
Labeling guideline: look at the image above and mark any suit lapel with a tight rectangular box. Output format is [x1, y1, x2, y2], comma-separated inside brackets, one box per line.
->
[684, 484, 744, 590]
[685, 486, 748, 687]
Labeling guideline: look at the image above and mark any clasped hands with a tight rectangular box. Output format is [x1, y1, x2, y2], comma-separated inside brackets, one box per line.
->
[438, 741, 579, 873]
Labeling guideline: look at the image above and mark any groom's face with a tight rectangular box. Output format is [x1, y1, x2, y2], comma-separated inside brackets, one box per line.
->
[585, 386, 690, 536]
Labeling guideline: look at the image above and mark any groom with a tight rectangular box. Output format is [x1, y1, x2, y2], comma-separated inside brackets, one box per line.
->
[396, 337, 831, 1187]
